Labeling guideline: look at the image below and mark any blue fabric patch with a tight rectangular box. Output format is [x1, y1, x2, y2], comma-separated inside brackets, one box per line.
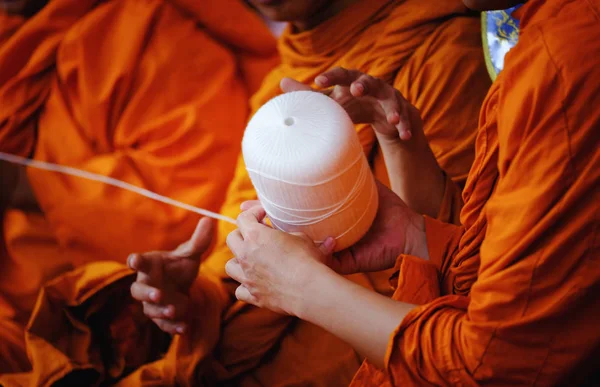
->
[484, 5, 521, 79]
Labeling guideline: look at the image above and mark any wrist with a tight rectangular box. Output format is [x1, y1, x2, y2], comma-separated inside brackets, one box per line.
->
[294, 263, 341, 321]
[374, 130, 402, 148]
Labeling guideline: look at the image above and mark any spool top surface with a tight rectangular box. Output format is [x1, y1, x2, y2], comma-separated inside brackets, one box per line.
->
[242, 91, 360, 185]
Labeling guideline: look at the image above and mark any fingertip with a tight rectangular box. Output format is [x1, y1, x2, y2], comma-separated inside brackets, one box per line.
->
[163, 305, 175, 318]
[198, 216, 213, 234]
[315, 75, 328, 87]
[279, 77, 289, 91]
[188, 217, 214, 254]
[387, 112, 400, 125]
[280, 77, 311, 93]
[399, 129, 412, 141]
[351, 82, 365, 96]
[324, 237, 336, 251]
[127, 254, 138, 270]
[320, 237, 336, 255]
[129, 283, 137, 299]
[176, 324, 186, 334]
[149, 289, 161, 303]
[196, 216, 212, 230]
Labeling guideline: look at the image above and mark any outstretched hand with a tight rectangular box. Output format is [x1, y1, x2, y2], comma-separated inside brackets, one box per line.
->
[128, 217, 213, 335]
[280, 67, 423, 142]
[282, 68, 445, 219]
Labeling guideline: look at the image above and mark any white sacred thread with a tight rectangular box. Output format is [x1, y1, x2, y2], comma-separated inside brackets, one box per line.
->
[268, 167, 377, 245]
[255, 158, 369, 226]
[0, 151, 236, 225]
[242, 90, 379, 252]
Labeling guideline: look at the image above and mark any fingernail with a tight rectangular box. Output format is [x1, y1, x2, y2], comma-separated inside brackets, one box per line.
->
[164, 305, 173, 318]
[149, 290, 157, 301]
[354, 83, 364, 94]
[127, 254, 135, 268]
[315, 75, 328, 86]
[176, 325, 186, 334]
[325, 237, 335, 249]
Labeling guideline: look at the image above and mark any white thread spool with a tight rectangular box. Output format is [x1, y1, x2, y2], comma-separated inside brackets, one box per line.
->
[242, 91, 378, 251]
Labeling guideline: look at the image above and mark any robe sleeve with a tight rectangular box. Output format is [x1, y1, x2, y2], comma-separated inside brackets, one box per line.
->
[373, 27, 600, 386]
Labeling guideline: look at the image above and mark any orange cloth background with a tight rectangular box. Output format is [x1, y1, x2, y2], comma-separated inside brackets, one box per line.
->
[0, 0, 277, 384]
[1, 0, 493, 385]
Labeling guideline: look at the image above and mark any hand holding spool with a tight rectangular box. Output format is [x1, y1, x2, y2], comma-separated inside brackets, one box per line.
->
[242, 90, 378, 251]
[281, 67, 445, 220]
[227, 71, 430, 317]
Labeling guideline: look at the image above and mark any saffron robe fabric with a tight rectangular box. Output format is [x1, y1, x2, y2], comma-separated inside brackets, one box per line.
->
[202, 0, 491, 385]
[1, 0, 492, 385]
[351, 0, 600, 384]
[0, 0, 277, 384]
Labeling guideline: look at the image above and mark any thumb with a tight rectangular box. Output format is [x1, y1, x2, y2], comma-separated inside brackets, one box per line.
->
[240, 200, 261, 211]
[172, 217, 214, 261]
[280, 77, 313, 93]
[318, 237, 336, 256]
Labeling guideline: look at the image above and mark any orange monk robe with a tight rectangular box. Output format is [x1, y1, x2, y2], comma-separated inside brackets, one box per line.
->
[0, 12, 23, 46]
[351, 0, 600, 385]
[0, 0, 277, 383]
[0, 1, 488, 385]
[197, 0, 491, 385]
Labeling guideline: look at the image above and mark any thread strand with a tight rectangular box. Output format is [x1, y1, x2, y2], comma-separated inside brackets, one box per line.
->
[0, 152, 236, 224]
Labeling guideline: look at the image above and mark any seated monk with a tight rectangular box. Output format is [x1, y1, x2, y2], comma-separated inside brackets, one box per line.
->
[127, 0, 492, 385]
[0, 0, 277, 383]
[222, 0, 600, 384]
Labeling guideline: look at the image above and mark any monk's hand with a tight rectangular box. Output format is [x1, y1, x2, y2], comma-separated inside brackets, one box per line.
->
[280, 67, 422, 142]
[225, 204, 336, 317]
[128, 217, 213, 335]
[324, 181, 429, 275]
[288, 68, 446, 219]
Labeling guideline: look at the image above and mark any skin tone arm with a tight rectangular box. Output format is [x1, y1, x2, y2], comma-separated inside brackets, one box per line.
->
[297, 264, 416, 368]
[128, 68, 434, 341]
[225, 204, 422, 369]
[129, 70, 437, 346]
[224, 71, 436, 367]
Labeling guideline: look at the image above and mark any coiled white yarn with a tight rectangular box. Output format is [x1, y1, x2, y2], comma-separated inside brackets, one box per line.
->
[0, 151, 236, 224]
[242, 91, 378, 251]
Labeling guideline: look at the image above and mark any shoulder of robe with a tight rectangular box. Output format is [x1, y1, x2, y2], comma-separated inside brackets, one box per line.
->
[491, 0, 600, 180]
[510, 0, 600, 89]
[498, 0, 600, 126]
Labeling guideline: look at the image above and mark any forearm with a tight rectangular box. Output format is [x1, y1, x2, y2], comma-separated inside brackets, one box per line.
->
[297, 265, 416, 369]
[377, 133, 445, 219]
